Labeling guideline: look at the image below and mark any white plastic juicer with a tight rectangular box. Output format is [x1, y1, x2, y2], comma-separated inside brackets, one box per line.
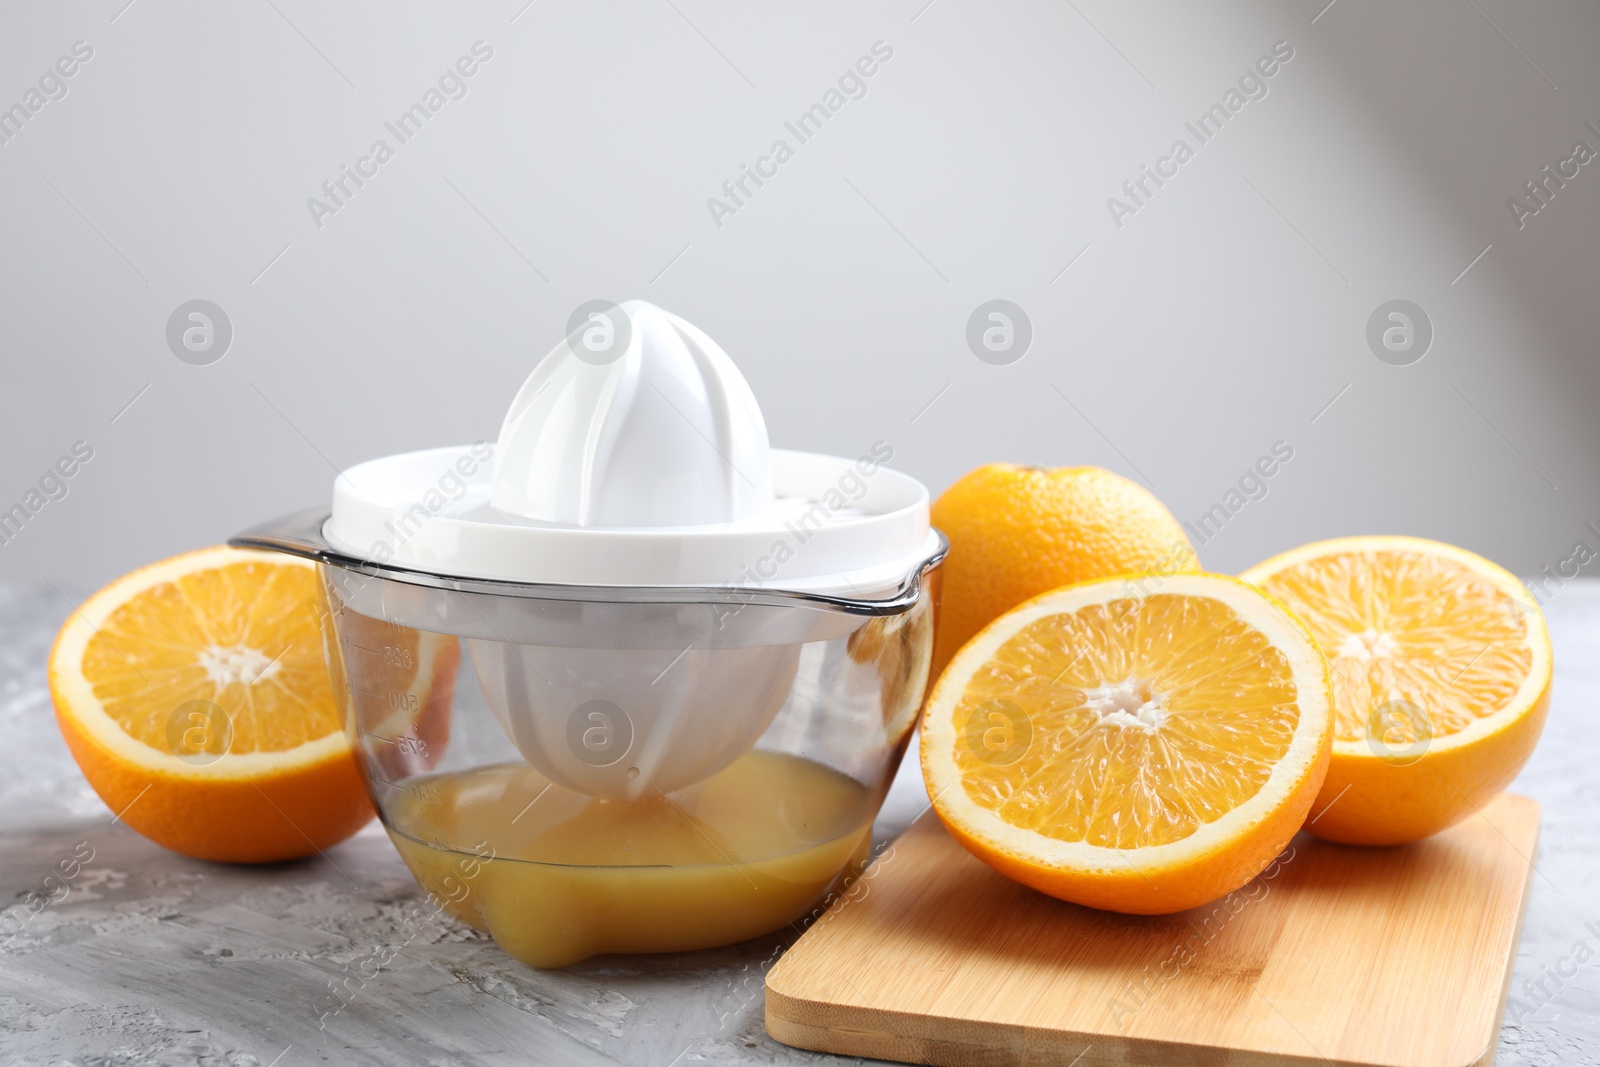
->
[233, 301, 945, 965]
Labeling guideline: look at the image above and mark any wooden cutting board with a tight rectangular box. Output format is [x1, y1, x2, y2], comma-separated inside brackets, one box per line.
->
[766, 793, 1537, 1067]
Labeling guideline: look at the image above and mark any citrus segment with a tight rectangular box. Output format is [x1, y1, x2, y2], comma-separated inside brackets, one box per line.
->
[922, 574, 1331, 914]
[1242, 536, 1550, 845]
[80, 556, 339, 754]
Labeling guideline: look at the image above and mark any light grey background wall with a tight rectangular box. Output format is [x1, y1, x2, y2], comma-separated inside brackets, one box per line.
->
[3, 0, 1597, 592]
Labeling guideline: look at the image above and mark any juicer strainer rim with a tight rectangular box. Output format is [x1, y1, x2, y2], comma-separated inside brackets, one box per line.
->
[230, 508, 945, 616]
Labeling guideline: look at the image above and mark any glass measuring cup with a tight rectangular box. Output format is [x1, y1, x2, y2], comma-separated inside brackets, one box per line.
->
[233, 509, 943, 967]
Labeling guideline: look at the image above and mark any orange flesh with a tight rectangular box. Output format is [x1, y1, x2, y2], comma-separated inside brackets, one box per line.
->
[952, 593, 1300, 849]
[1252, 550, 1532, 744]
[81, 560, 339, 754]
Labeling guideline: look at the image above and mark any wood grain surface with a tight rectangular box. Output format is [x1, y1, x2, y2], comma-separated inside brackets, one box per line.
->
[767, 793, 1539, 1067]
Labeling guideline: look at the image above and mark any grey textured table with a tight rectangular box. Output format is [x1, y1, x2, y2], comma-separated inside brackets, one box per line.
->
[1, 580, 1594, 1066]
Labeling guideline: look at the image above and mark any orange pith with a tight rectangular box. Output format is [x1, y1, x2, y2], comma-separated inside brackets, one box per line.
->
[1242, 536, 1550, 846]
[923, 573, 1331, 915]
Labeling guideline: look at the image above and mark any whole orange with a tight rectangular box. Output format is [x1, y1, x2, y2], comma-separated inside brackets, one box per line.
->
[929, 465, 1198, 680]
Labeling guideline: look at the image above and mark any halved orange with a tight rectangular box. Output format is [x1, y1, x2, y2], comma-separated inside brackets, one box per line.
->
[1242, 536, 1550, 845]
[49, 546, 453, 863]
[921, 573, 1331, 914]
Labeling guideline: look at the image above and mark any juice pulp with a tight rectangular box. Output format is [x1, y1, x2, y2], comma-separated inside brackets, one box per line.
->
[385, 749, 874, 968]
